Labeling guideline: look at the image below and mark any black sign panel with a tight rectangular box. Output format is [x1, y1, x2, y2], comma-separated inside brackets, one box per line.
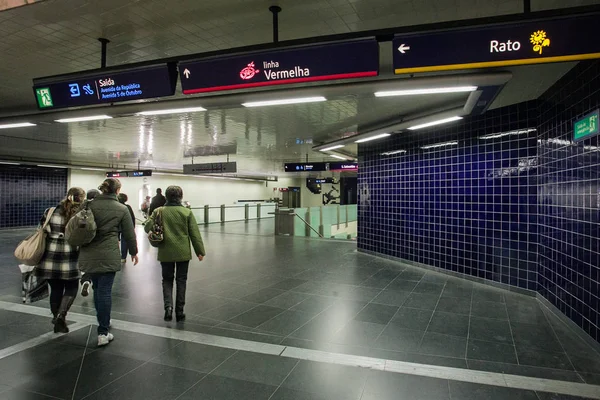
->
[183, 162, 237, 174]
[393, 15, 600, 74]
[179, 40, 379, 94]
[33, 64, 178, 110]
[283, 162, 358, 172]
[106, 170, 153, 178]
[329, 162, 358, 172]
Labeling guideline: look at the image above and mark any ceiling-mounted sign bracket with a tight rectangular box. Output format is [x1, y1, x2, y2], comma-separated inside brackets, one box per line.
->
[98, 38, 110, 69]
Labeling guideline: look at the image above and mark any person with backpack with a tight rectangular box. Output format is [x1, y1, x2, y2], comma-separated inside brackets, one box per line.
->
[117, 193, 136, 264]
[35, 187, 86, 333]
[78, 178, 139, 346]
[144, 186, 205, 322]
[80, 189, 100, 297]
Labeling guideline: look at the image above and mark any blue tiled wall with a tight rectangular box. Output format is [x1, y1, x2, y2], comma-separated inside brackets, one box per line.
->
[537, 61, 600, 342]
[359, 61, 600, 343]
[0, 165, 67, 228]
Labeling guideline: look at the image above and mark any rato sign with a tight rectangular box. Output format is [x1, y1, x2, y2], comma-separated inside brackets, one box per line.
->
[179, 40, 378, 94]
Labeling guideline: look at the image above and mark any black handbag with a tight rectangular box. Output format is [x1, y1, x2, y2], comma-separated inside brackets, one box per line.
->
[148, 208, 164, 247]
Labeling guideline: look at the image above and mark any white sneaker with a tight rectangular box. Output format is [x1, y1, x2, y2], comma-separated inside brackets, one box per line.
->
[121, 259, 127, 264]
[81, 281, 91, 297]
[98, 333, 114, 347]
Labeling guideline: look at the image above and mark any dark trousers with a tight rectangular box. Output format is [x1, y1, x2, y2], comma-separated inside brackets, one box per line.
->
[161, 261, 189, 313]
[119, 233, 128, 260]
[48, 279, 78, 311]
[90, 273, 116, 335]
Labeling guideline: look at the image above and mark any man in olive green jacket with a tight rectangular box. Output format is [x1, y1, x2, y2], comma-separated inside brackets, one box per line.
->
[79, 178, 139, 346]
[145, 186, 205, 322]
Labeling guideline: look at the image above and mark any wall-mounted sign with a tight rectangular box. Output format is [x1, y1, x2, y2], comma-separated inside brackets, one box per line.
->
[33, 64, 178, 110]
[183, 143, 237, 157]
[183, 162, 237, 174]
[283, 162, 358, 172]
[574, 110, 599, 142]
[179, 39, 378, 94]
[106, 170, 153, 178]
[393, 15, 600, 75]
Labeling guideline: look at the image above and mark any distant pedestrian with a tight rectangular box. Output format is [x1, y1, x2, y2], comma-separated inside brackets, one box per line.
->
[117, 193, 136, 264]
[36, 187, 85, 333]
[141, 196, 151, 219]
[78, 178, 139, 346]
[148, 188, 166, 216]
[145, 186, 205, 322]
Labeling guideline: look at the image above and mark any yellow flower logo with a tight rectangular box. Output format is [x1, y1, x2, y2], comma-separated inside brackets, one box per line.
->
[530, 30, 550, 55]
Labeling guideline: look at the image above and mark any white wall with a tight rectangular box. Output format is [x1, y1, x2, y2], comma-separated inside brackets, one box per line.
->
[69, 170, 301, 218]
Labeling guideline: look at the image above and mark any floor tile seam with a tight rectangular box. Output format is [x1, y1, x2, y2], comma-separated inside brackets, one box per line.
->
[0, 321, 90, 361]
[464, 286, 475, 362]
[221, 302, 289, 330]
[281, 296, 344, 342]
[69, 325, 93, 400]
[266, 359, 301, 400]
[417, 281, 449, 349]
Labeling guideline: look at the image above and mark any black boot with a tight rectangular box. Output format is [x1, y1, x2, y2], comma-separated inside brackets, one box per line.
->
[54, 296, 75, 334]
[164, 307, 173, 321]
[50, 303, 59, 325]
[176, 312, 186, 322]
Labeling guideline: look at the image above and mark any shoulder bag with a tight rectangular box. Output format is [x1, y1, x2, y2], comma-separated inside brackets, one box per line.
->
[14, 207, 56, 265]
[148, 207, 164, 247]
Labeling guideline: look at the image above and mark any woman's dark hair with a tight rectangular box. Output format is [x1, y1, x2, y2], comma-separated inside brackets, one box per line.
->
[98, 178, 121, 195]
[165, 186, 183, 204]
[61, 187, 85, 221]
[117, 193, 128, 203]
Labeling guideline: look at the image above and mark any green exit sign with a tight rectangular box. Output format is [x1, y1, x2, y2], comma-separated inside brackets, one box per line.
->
[574, 110, 599, 141]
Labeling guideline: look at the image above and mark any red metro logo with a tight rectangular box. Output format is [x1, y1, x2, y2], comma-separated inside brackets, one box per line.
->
[239, 62, 259, 80]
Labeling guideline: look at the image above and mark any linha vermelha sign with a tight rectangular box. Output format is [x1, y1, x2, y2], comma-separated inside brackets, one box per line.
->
[574, 110, 599, 142]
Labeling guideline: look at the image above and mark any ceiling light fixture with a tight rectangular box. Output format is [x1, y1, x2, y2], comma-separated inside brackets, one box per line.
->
[0, 161, 20, 165]
[0, 122, 36, 129]
[420, 141, 459, 150]
[355, 133, 391, 143]
[375, 86, 477, 97]
[242, 96, 327, 107]
[479, 128, 537, 140]
[381, 149, 407, 156]
[38, 164, 68, 169]
[319, 145, 345, 152]
[55, 115, 112, 123]
[80, 167, 106, 171]
[408, 116, 463, 130]
[137, 107, 206, 116]
[330, 154, 347, 160]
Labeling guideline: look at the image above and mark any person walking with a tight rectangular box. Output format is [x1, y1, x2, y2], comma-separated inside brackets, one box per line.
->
[36, 187, 85, 333]
[148, 188, 166, 216]
[117, 193, 136, 264]
[145, 186, 205, 322]
[80, 189, 100, 297]
[78, 178, 139, 346]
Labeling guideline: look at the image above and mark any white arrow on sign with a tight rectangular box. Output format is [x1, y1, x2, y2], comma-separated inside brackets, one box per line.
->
[183, 68, 191, 78]
[398, 44, 411, 54]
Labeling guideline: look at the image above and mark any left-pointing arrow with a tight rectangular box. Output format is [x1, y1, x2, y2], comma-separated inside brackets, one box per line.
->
[398, 44, 411, 54]
[183, 68, 191, 78]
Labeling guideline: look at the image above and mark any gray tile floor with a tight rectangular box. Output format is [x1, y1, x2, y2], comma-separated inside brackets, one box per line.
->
[0, 221, 600, 399]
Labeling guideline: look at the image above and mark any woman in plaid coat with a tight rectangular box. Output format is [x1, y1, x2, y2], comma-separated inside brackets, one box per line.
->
[36, 187, 85, 333]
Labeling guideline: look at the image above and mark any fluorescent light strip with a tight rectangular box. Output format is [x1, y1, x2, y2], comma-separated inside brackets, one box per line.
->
[420, 141, 459, 150]
[80, 167, 106, 171]
[479, 128, 537, 139]
[55, 115, 112, 123]
[320, 145, 345, 152]
[375, 86, 477, 97]
[137, 107, 206, 116]
[408, 116, 463, 130]
[38, 164, 68, 169]
[0, 161, 20, 165]
[355, 133, 391, 143]
[381, 150, 407, 156]
[330, 155, 347, 160]
[0, 122, 36, 129]
[242, 96, 326, 107]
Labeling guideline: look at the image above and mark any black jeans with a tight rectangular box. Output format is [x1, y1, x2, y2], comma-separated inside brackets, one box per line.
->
[161, 261, 189, 313]
[48, 279, 79, 312]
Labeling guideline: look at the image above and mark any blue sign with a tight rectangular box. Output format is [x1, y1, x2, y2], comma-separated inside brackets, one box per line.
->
[393, 15, 600, 74]
[179, 40, 379, 94]
[33, 64, 178, 110]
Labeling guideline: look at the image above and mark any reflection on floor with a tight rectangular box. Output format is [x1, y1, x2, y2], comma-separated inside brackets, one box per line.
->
[0, 221, 599, 399]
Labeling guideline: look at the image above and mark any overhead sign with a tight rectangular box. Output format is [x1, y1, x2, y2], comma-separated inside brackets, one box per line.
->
[179, 40, 378, 94]
[33, 64, 178, 110]
[574, 110, 599, 142]
[183, 162, 237, 174]
[283, 162, 358, 172]
[106, 170, 153, 178]
[393, 15, 600, 74]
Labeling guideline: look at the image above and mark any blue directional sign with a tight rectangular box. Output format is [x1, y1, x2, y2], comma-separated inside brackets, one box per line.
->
[393, 15, 600, 74]
[33, 64, 178, 110]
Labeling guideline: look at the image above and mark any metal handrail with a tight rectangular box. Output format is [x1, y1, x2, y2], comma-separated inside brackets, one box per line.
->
[294, 214, 323, 238]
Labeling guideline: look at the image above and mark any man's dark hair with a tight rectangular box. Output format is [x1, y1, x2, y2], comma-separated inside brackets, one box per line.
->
[165, 186, 183, 204]
[156, 188, 162, 195]
[86, 189, 100, 200]
[118, 193, 128, 203]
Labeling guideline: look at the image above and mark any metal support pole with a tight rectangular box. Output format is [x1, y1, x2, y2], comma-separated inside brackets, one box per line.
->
[523, 0, 531, 13]
[245, 204, 250, 222]
[257, 203, 262, 219]
[220, 205, 225, 224]
[98, 38, 110, 68]
[204, 205, 209, 225]
[306, 208, 311, 236]
[269, 6, 282, 43]
[319, 206, 324, 237]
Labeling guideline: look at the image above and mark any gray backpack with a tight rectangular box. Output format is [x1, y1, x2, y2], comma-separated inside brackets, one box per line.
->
[65, 201, 97, 246]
